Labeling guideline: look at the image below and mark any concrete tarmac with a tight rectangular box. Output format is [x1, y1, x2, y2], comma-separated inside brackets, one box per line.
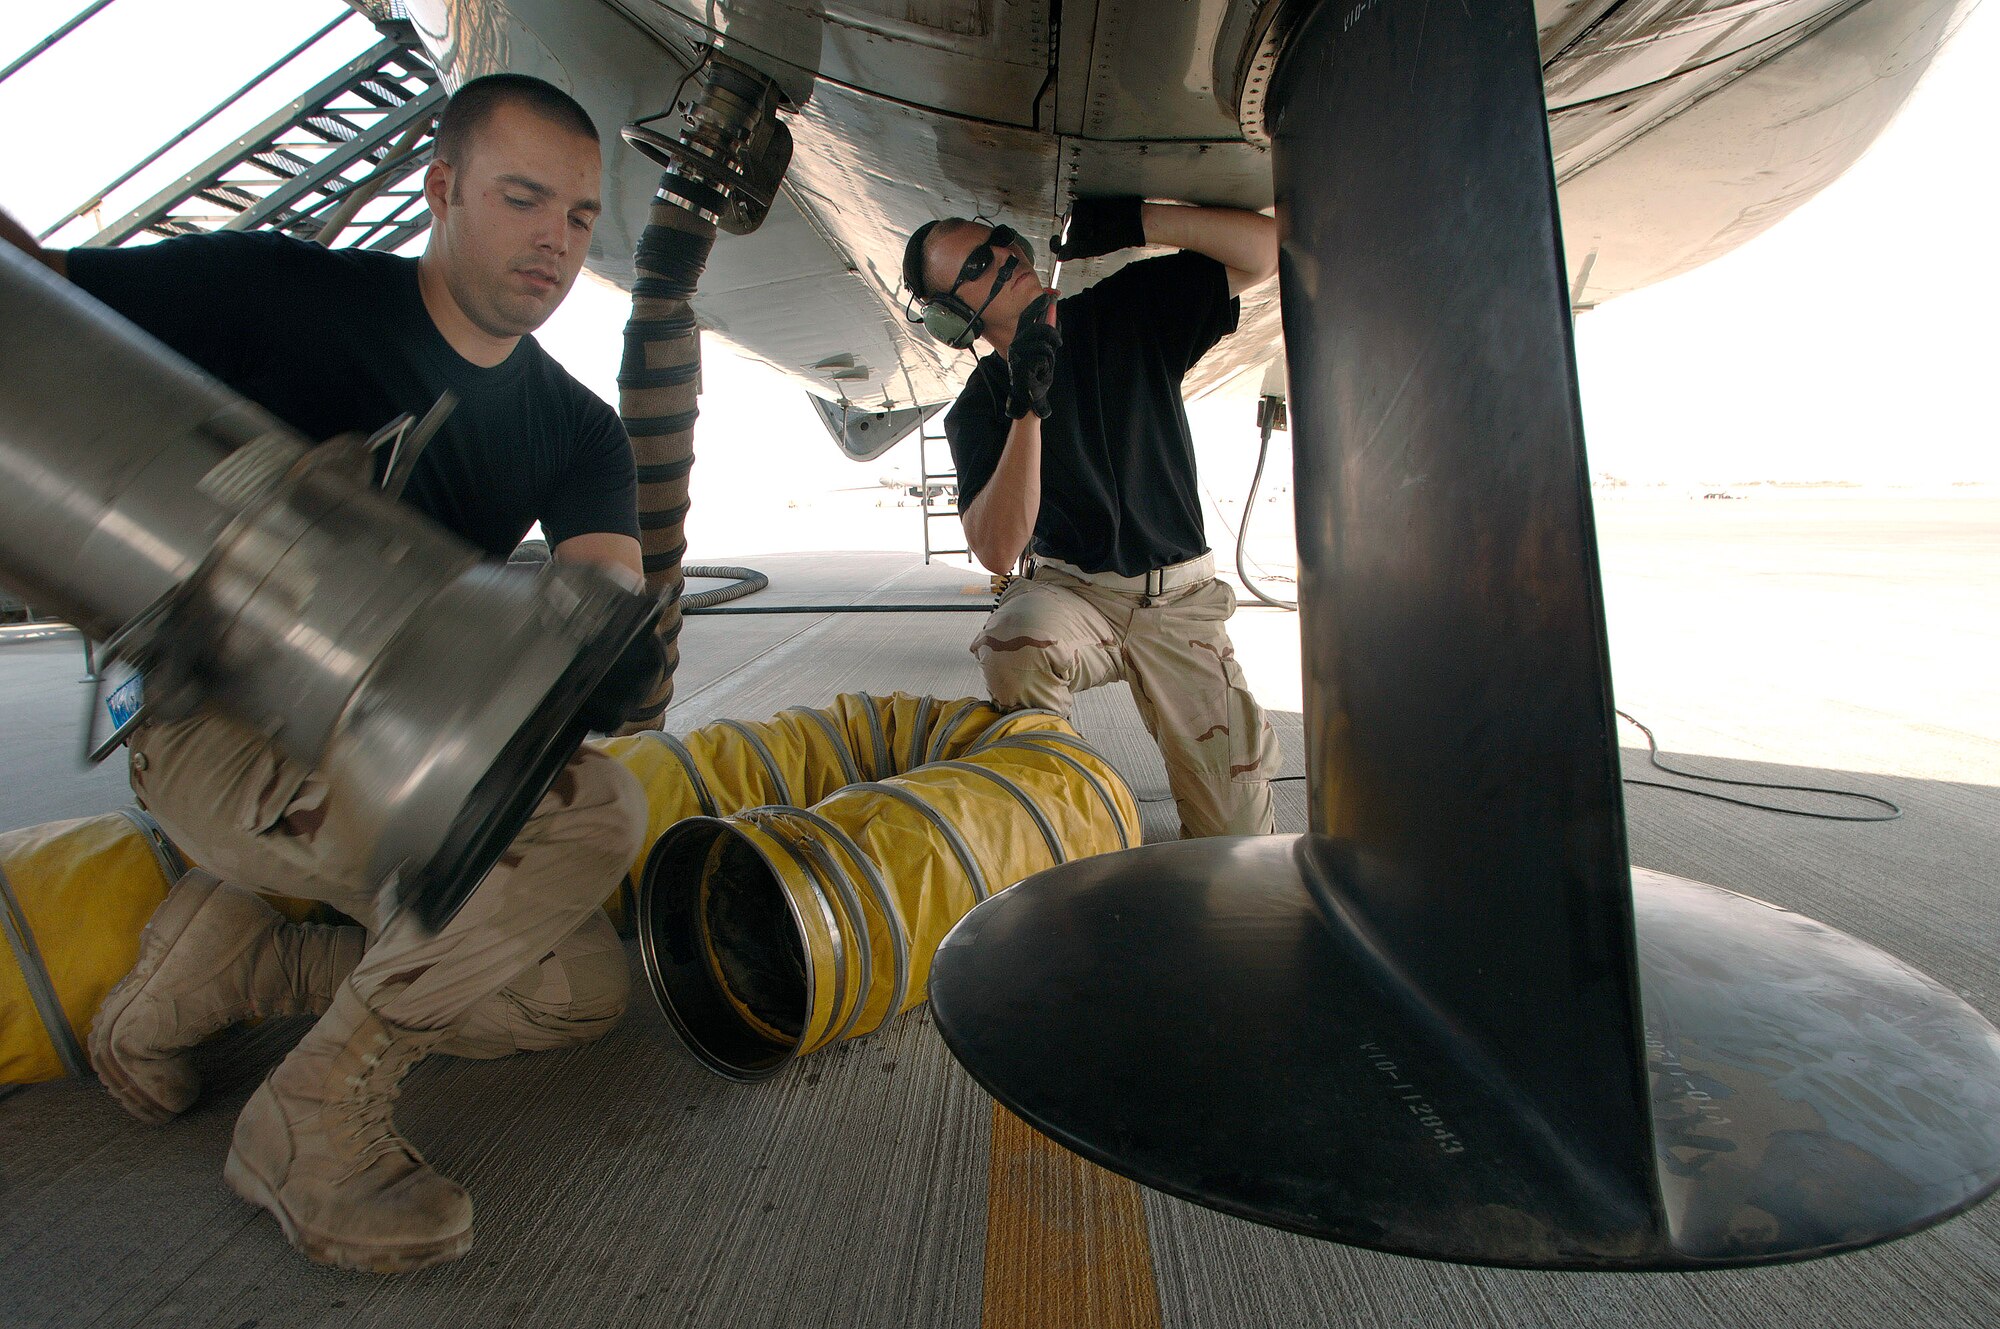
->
[2, 498, 1996, 1327]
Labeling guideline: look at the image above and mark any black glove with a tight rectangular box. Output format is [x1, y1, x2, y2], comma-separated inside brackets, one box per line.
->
[580, 623, 667, 733]
[1005, 295, 1061, 420]
[1050, 196, 1145, 262]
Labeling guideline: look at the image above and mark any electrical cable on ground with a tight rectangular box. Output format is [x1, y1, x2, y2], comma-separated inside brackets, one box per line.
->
[1142, 716, 1902, 826]
[1616, 711, 1901, 822]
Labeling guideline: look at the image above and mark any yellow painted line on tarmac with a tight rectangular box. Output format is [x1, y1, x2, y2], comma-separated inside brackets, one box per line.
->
[983, 1102, 1164, 1329]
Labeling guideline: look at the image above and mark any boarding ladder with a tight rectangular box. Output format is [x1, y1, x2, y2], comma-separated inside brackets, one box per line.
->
[64, 10, 442, 252]
[916, 410, 970, 566]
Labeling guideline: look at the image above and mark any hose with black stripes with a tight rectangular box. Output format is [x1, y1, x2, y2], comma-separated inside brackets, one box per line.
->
[594, 692, 1140, 1081]
[615, 182, 718, 729]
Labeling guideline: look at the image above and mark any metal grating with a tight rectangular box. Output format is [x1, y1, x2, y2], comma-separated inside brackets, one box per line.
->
[81, 19, 442, 253]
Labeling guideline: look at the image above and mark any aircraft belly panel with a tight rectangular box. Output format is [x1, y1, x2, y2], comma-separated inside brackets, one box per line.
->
[1536, 2, 1628, 60]
[778, 85, 1060, 400]
[1053, 136, 1272, 216]
[413, 0, 1974, 412]
[614, 0, 1054, 125]
[1064, 0, 1247, 141]
[692, 270, 925, 399]
[1556, 0, 1973, 304]
[1544, 0, 1857, 111]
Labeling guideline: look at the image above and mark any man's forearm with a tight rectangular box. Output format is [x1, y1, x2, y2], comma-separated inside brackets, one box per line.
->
[552, 532, 644, 590]
[1, 206, 66, 277]
[960, 416, 1042, 574]
[1140, 203, 1276, 292]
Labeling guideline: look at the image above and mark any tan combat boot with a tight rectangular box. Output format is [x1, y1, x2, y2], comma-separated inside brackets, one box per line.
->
[224, 981, 473, 1272]
[88, 870, 365, 1124]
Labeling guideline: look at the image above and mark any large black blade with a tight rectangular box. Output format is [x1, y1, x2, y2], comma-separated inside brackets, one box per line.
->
[928, 0, 2000, 1268]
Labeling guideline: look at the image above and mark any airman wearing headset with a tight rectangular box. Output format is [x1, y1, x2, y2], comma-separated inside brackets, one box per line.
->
[901, 199, 1283, 839]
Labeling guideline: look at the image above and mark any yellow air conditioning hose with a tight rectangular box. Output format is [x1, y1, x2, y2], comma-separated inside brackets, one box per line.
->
[1, 810, 185, 1085]
[608, 693, 1139, 1081]
[2, 694, 1133, 1088]
[0, 810, 355, 1087]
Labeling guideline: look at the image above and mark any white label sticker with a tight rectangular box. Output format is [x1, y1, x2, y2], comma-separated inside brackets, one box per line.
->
[104, 663, 144, 731]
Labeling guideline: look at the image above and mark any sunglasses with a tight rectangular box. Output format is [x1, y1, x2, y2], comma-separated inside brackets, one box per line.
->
[944, 225, 1035, 302]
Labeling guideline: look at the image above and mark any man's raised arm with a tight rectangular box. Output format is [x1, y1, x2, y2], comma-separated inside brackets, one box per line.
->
[1051, 197, 1275, 295]
[1139, 203, 1277, 296]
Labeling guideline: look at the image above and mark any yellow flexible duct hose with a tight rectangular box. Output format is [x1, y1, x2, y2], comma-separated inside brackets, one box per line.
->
[0, 811, 183, 1084]
[616, 693, 1139, 1081]
[0, 809, 351, 1087]
[2, 694, 1131, 1087]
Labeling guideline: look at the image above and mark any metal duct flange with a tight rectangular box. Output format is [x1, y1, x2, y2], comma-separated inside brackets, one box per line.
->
[629, 695, 1138, 1081]
[0, 242, 660, 933]
[323, 561, 659, 932]
[621, 53, 792, 237]
[641, 815, 826, 1080]
[0, 244, 284, 640]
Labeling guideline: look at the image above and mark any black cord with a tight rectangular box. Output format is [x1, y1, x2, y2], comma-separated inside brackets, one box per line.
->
[1616, 711, 1900, 822]
[633, 49, 711, 132]
[1137, 726, 1901, 825]
[1236, 410, 1297, 610]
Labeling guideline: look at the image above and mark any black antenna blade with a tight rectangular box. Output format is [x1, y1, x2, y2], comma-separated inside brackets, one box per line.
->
[929, 0, 2000, 1268]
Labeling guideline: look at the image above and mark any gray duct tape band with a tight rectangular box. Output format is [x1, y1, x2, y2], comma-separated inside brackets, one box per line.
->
[905, 695, 937, 773]
[650, 731, 717, 818]
[787, 706, 863, 788]
[749, 812, 848, 1052]
[860, 695, 890, 783]
[933, 760, 1066, 866]
[767, 811, 875, 1044]
[0, 859, 88, 1079]
[962, 708, 1065, 758]
[925, 699, 984, 766]
[783, 805, 911, 1032]
[718, 719, 793, 805]
[115, 806, 186, 885]
[846, 781, 990, 902]
[991, 727, 1103, 761]
[975, 735, 1132, 850]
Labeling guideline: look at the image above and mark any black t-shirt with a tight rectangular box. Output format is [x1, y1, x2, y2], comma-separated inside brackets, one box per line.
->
[67, 231, 636, 560]
[944, 250, 1239, 577]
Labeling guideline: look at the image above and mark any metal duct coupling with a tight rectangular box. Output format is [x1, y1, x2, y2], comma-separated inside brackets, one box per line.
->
[0, 244, 658, 931]
[604, 694, 1139, 1080]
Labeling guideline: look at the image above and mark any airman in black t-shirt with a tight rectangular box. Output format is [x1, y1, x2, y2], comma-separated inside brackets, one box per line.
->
[903, 199, 1284, 839]
[3, 73, 648, 1274]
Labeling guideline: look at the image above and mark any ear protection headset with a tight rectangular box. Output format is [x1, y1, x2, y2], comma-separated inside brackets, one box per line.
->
[903, 221, 1036, 350]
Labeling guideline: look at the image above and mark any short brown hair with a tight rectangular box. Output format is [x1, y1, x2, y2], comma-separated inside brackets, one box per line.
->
[432, 73, 598, 166]
[903, 218, 979, 298]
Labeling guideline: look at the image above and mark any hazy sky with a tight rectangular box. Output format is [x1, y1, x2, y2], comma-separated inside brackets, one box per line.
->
[2, 0, 1994, 495]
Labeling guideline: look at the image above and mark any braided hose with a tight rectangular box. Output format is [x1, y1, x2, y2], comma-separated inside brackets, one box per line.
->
[617, 187, 717, 729]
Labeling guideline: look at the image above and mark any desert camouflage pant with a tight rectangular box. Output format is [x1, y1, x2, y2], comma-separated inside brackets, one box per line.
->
[972, 565, 1281, 838]
[126, 712, 644, 1056]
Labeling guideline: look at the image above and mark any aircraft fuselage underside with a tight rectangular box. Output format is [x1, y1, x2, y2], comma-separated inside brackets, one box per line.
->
[404, 0, 1974, 411]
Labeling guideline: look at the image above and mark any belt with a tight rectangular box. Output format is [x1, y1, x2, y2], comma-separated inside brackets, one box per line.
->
[1035, 553, 1214, 596]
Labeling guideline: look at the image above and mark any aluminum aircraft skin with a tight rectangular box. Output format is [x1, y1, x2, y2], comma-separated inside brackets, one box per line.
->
[400, 0, 1975, 422]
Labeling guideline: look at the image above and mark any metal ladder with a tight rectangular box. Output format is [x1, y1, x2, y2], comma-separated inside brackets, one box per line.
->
[78, 16, 442, 252]
[917, 410, 969, 565]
